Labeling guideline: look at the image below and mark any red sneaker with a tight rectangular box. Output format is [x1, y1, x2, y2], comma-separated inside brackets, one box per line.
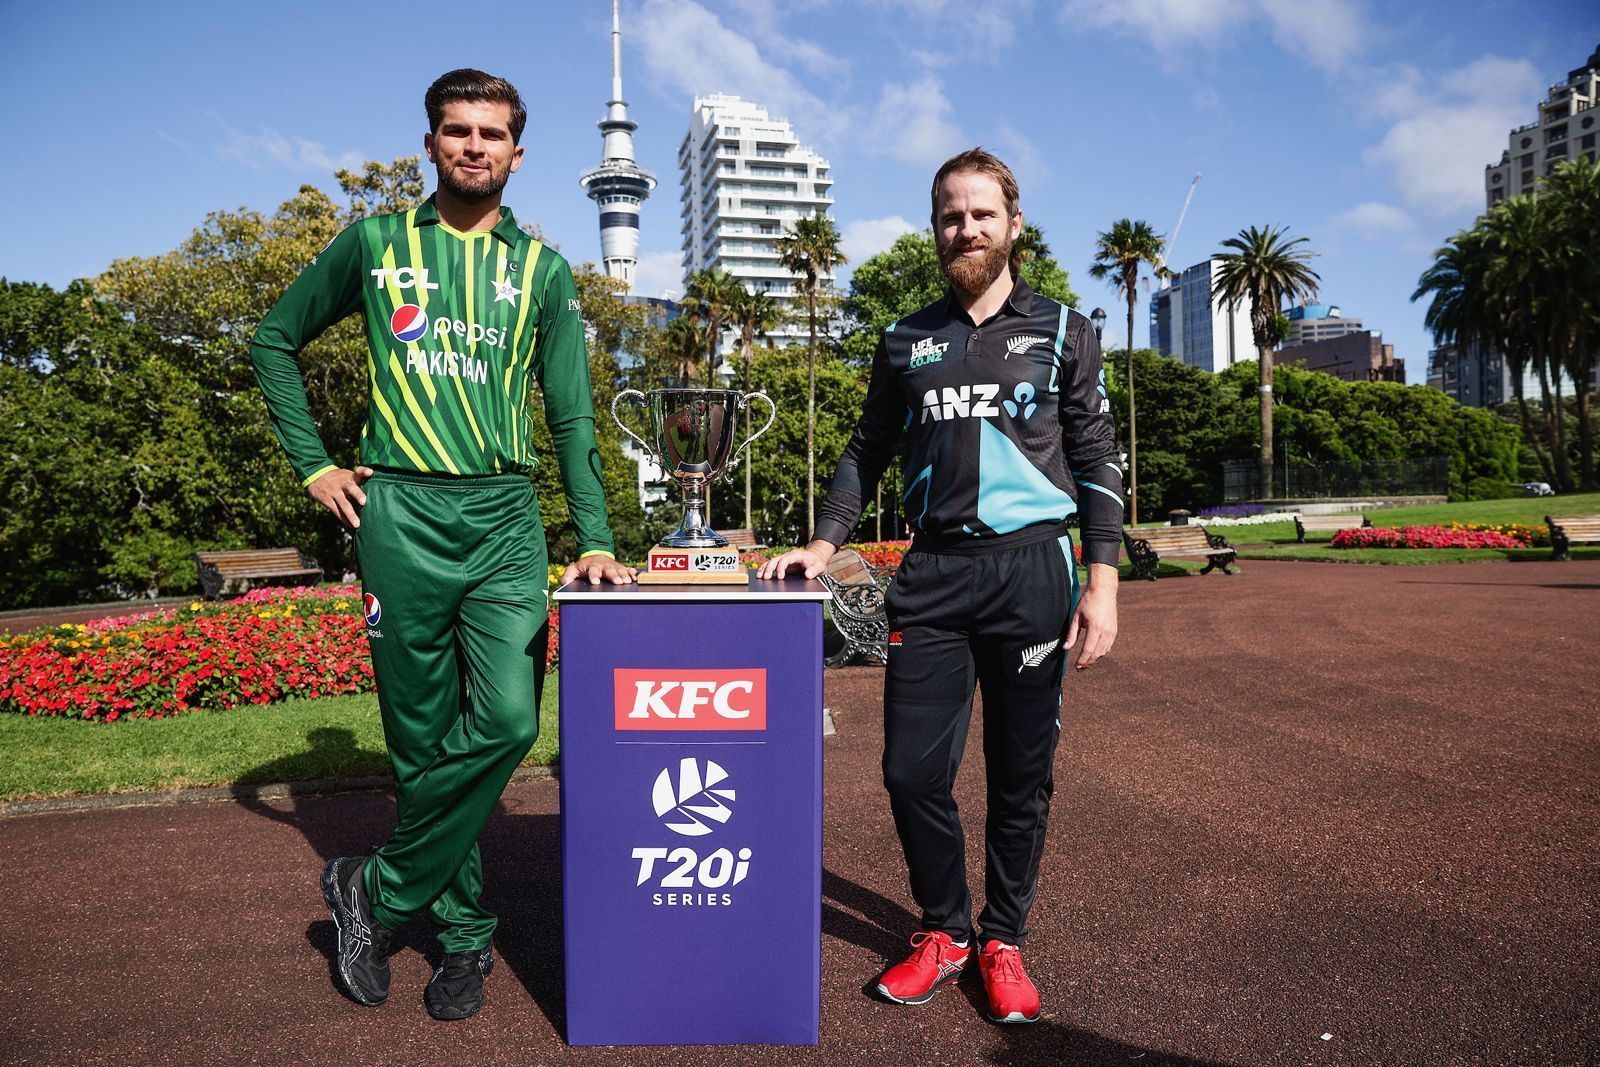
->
[876, 931, 971, 1005]
[978, 940, 1040, 1023]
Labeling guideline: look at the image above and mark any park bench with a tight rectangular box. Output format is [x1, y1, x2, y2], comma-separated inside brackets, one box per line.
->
[817, 547, 893, 667]
[194, 549, 323, 600]
[1122, 524, 1237, 582]
[1546, 515, 1600, 561]
[722, 528, 766, 551]
[1295, 513, 1371, 542]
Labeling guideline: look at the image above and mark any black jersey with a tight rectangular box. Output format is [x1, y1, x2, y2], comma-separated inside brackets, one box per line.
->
[814, 276, 1125, 567]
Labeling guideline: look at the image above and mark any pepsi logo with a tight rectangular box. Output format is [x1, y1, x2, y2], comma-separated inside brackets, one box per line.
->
[363, 593, 382, 627]
[390, 304, 429, 344]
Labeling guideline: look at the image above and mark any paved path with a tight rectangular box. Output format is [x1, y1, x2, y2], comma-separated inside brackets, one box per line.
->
[1, 561, 1596, 1065]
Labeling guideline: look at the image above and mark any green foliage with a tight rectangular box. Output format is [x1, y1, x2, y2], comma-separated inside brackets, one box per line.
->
[1465, 476, 1517, 501]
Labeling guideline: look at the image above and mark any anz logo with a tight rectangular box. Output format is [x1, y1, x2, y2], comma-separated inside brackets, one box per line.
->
[920, 382, 1042, 422]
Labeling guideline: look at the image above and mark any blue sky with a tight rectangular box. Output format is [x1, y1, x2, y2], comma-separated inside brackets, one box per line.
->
[3, 0, 1595, 371]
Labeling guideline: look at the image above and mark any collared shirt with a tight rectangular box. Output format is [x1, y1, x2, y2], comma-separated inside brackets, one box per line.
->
[814, 275, 1125, 566]
[249, 194, 614, 555]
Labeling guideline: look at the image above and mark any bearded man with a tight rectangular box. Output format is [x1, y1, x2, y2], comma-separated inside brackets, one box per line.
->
[250, 69, 634, 1021]
[758, 148, 1122, 1024]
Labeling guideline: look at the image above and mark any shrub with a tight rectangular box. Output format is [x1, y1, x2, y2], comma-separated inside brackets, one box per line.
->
[1465, 476, 1519, 501]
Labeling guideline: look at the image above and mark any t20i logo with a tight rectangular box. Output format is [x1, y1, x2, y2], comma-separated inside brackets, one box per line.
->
[632, 757, 753, 906]
[613, 669, 767, 730]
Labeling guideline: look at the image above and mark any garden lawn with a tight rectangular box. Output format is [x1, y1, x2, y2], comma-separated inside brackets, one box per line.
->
[1208, 493, 1600, 549]
[0, 678, 559, 803]
[1236, 544, 1600, 565]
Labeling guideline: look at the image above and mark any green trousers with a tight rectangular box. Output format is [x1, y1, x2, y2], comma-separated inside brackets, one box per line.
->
[355, 470, 548, 952]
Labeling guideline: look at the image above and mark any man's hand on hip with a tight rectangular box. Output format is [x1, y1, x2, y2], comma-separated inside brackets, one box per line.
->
[756, 540, 836, 580]
[562, 555, 639, 586]
[308, 466, 374, 529]
[1066, 563, 1118, 670]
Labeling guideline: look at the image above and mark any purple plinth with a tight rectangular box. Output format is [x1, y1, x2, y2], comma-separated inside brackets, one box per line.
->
[554, 577, 828, 1046]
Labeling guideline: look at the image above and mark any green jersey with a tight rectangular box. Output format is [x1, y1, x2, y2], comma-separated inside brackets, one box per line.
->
[250, 194, 613, 555]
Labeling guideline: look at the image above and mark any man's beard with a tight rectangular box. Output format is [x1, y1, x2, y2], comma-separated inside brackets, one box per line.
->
[437, 158, 510, 202]
[940, 232, 1013, 296]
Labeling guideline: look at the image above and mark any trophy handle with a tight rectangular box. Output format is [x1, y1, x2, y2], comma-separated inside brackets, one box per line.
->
[727, 391, 776, 475]
[610, 389, 659, 468]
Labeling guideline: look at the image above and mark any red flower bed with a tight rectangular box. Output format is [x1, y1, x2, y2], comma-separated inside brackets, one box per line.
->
[0, 585, 564, 722]
[1330, 525, 1532, 550]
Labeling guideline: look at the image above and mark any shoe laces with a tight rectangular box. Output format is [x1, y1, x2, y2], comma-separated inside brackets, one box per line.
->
[907, 931, 957, 965]
[986, 943, 1027, 983]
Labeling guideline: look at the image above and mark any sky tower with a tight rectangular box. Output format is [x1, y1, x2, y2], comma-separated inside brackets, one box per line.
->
[579, 0, 655, 289]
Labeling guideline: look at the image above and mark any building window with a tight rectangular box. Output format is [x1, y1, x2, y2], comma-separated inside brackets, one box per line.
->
[1583, 133, 1596, 149]
[1520, 153, 1534, 167]
[1547, 124, 1567, 142]
[1521, 136, 1533, 148]
[1546, 144, 1568, 159]
[1521, 170, 1535, 185]
[1491, 172, 1503, 184]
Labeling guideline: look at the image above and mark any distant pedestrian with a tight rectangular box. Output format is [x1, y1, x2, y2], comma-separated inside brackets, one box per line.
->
[759, 148, 1122, 1024]
[251, 69, 634, 1021]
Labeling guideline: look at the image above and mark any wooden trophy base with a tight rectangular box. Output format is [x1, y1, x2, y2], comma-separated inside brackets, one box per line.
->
[636, 546, 751, 585]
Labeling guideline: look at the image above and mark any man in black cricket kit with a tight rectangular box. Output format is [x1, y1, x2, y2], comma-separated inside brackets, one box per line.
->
[759, 148, 1122, 1024]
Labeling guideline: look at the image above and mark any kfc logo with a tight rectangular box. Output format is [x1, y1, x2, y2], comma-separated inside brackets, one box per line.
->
[653, 553, 690, 571]
[613, 669, 767, 730]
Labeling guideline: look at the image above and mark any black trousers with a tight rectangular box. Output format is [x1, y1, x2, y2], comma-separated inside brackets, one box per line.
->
[881, 531, 1079, 945]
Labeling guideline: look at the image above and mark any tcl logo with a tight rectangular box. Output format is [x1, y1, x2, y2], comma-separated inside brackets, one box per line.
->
[614, 669, 767, 731]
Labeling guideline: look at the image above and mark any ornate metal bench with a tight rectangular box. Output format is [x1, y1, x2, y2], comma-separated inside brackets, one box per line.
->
[1121, 524, 1236, 582]
[818, 548, 892, 667]
[1547, 514, 1600, 561]
[194, 548, 322, 600]
[1294, 513, 1371, 542]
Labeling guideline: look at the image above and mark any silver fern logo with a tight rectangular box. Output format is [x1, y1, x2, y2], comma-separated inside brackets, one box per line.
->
[1006, 334, 1050, 358]
[1018, 639, 1061, 672]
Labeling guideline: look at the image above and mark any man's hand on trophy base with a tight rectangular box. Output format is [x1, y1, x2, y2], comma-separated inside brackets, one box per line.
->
[308, 466, 374, 529]
[562, 555, 640, 586]
[755, 541, 835, 581]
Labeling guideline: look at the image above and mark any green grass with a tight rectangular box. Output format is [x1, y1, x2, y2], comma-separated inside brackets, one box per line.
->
[0, 677, 559, 803]
[1236, 544, 1600, 565]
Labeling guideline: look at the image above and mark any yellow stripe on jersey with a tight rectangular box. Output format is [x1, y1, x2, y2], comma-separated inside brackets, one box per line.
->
[400, 224, 439, 404]
[369, 350, 430, 470]
[387, 350, 460, 475]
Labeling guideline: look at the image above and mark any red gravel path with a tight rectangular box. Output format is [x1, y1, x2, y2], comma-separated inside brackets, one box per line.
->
[1, 560, 1595, 1065]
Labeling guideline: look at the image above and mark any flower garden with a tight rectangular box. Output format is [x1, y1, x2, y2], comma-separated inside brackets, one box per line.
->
[1330, 523, 1540, 550]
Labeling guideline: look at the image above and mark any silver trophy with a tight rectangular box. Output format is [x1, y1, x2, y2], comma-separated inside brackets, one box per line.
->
[612, 387, 776, 548]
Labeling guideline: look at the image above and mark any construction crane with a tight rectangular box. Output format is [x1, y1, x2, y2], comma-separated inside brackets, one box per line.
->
[1158, 172, 1202, 275]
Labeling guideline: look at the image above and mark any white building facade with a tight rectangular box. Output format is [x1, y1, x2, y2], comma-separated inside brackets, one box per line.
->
[1484, 44, 1599, 207]
[579, 0, 655, 289]
[1149, 257, 1255, 373]
[677, 95, 835, 346]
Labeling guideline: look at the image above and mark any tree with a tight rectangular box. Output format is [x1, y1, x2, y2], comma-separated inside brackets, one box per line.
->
[663, 314, 707, 386]
[681, 268, 744, 387]
[777, 210, 847, 534]
[1088, 219, 1167, 523]
[1542, 155, 1600, 488]
[1211, 226, 1321, 499]
[728, 286, 785, 528]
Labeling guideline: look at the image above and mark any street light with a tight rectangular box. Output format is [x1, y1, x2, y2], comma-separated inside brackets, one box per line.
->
[1090, 307, 1107, 343]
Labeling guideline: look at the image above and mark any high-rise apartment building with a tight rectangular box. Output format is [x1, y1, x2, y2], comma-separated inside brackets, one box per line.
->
[579, 0, 655, 288]
[1485, 44, 1599, 207]
[1282, 304, 1364, 347]
[678, 95, 835, 346]
[1149, 258, 1255, 373]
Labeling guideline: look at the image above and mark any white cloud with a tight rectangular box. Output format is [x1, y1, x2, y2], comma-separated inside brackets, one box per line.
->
[631, 250, 685, 300]
[864, 76, 967, 165]
[1329, 201, 1416, 241]
[840, 216, 920, 263]
[997, 124, 1050, 190]
[879, 0, 1034, 50]
[1059, 0, 1365, 71]
[635, 0, 844, 144]
[208, 112, 363, 174]
[1362, 55, 1542, 216]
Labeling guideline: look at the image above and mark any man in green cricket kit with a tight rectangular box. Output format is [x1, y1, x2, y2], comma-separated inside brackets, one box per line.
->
[250, 69, 635, 1021]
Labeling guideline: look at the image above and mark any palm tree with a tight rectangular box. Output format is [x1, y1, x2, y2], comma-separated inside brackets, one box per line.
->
[729, 286, 784, 529]
[664, 313, 707, 387]
[1482, 196, 1572, 490]
[1544, 155, 1600, 488]
[1088, 219, 1167, 523]
[682, 267, 744, 388]
[1211, 226, 1321, 500]
[777, 210, 847, 534]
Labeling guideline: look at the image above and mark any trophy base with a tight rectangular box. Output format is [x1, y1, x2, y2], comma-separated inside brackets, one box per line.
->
[637, 546, 750, 585]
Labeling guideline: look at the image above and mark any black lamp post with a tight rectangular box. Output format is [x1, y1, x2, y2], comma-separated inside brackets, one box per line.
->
[1090, 307, 1107, 342]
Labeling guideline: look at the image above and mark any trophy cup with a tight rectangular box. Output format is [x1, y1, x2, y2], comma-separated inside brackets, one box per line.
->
[612, 387, 776, 584]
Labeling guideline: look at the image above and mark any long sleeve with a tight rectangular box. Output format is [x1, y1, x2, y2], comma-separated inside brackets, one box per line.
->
[248, 224, 365, 486]
[813, 334, 907, 547]
[534, 257, 615, 557]
[1060, 313, 1124, 566]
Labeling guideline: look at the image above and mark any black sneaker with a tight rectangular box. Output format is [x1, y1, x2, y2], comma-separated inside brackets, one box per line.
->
[424, 946, 494, 1021]
[320, 855, 394, 1006]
